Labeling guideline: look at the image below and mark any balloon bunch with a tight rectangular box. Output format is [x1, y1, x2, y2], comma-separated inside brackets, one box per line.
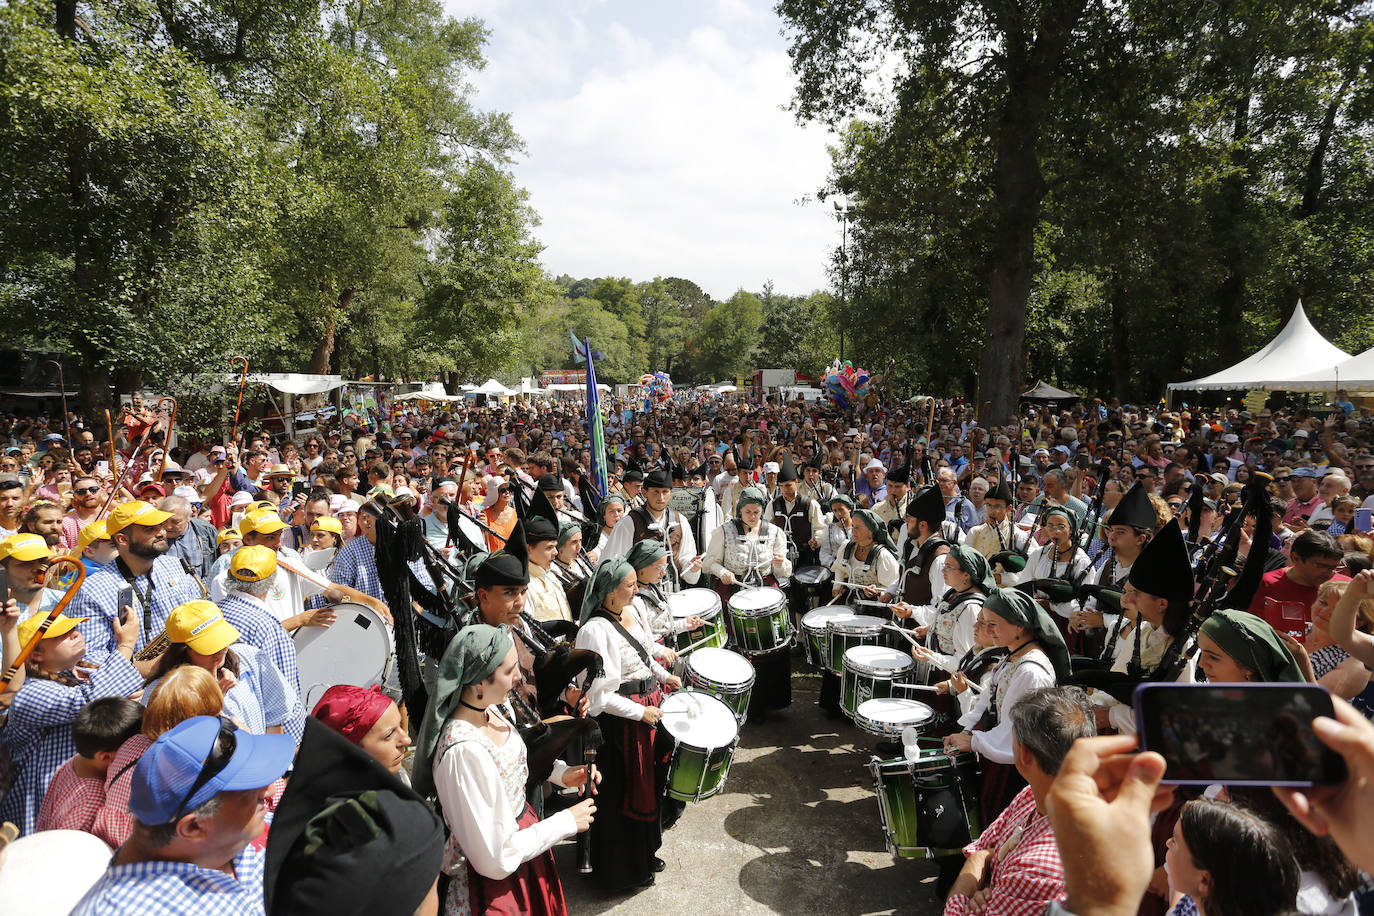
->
[639, 371, 673, 406]
[824, 360, 870, 409]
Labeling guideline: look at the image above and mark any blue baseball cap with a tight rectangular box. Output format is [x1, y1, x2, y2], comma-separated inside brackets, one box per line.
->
[130, 716, 295, 825]
[1289, 466, 1320, 479]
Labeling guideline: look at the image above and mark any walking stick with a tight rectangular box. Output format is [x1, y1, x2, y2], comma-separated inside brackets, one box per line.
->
[44, 360, 68, 442]
[96, 423, 155, 519]
[155, 396, 177, 482]
[229, 355, 249, 445]
[0, 558, 85, 693]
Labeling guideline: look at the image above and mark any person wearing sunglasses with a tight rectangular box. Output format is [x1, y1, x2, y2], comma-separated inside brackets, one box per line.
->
[69, 715, 295, 916]
[59, 474, 106, 549]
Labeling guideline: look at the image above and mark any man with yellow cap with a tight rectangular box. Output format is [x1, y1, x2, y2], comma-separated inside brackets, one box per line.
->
[0, 606, 143, 834]
[0, 533, 63, 618]
[217, 545, 304, 696]
[69, 500, 202, 658]
[76, 519, 117, 576]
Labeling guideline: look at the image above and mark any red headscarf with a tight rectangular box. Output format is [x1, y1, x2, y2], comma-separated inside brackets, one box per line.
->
[311, 685, 393, 744]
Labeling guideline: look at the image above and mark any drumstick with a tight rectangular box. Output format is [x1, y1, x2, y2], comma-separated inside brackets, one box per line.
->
[882, 624, 920, 646]
[892, 683, 941, 693]
[675, 631, 725, 657]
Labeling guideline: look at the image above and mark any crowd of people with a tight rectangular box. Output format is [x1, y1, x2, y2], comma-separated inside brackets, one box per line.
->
[3, 388, 1374, 914]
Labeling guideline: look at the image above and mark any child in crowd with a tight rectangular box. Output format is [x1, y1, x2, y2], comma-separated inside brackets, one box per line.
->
[1329, 495, 1360, 536]
[34, 697, 143, 832]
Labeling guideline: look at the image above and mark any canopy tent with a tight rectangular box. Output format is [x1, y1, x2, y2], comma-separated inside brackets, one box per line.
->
[472, 378, 515, 396]
[249, 373, 344, 396]
[1167, 301, 1351, 392]
[1020, 380, 1080, 407]
[1285, 344, 1374, 391]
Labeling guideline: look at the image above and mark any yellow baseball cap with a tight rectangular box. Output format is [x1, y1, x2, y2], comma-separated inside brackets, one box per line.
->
[165, 601, 240, 655]
[77, 520, 110, 551]
[310, 517, 344, 536]
[217, 526, 242, 545]
[240, 509, 287, 536]
[248, 500, 275, 514]
[0, 533, 56, 563]
[229, 545, 278, 582]
[18, 611, 89, 646]
[106, 500, 171, 537]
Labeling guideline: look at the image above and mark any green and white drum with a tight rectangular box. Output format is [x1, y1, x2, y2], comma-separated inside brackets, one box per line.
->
[661, 691, 740, 802]
[826, 613, 885, 674]
[854, 697, 935, 743]
[801, 604, 856, 669]
[841, 645, 916, 719]
[684, 647, 755, 724]
[667, 588, 726, 653]
[868, 745, 982, 858]
[727, 586, 793, 655]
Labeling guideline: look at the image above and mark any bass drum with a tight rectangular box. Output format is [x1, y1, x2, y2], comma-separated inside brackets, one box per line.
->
[293, 601, 394, 709]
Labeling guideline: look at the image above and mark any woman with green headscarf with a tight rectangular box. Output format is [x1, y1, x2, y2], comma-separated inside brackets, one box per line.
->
[908, 544, 996, 678]
[701, 484, 795, 721]
[594, 494, 628, 557]
[1023, 505, 1092, 643]
[820, 492, 855, 569]
[549, 519, 592, 615]
[573, 557, 682, 892]
[943, 586, 1068, 826]
[625, 539, 705, 662]
[1197, 609, 1306, 683]
[422, 624, 597, 916]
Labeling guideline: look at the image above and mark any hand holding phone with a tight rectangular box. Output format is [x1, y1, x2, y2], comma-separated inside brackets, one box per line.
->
[117, 585, 134, 625]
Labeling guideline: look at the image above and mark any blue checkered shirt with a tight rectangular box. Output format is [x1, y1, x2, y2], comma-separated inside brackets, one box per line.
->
[143, 644, 304, 743]
[217, 592, 301, 698]
[71, 555, 203, 656]
[0, 653, 143, 835]
[70, 842, 266, 915]
[327, 536, 433, 603]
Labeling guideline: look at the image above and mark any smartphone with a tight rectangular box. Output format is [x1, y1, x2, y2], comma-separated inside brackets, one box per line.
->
[292, 480, 308, 498]
[117, 585, 134, 625]
[96, 460, 110, 475]
[0, 567, 8, 604]
[1357, 508, 1373, 533]
[1134, 682, 1348, 787]
[1261, 597, 1310, 640]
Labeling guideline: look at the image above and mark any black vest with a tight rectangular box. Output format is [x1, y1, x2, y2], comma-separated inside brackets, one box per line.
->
[900, 535, 950, 606]
[771, 494, 814, 550]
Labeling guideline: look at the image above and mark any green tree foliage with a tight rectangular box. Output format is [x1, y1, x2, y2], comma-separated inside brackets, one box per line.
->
[692, 290, 764, 383]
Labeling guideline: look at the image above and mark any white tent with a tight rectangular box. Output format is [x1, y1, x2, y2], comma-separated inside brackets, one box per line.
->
[1286, 345, 1374, 391]
[472, 378, 515, 396]
[1167, 301, 1351, 392]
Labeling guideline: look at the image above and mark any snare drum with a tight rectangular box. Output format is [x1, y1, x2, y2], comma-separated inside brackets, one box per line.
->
[667, 588, 726, 653]
[868, 746, 982, 858]
[801, 605, 856, 669]
[294, 601, 394, 708]
[685, 647, 756, 723]
[661, 691, 740, 802]
[727, 586, 793, 655]
[842, 645, 916, 718]
[826, 613, 884, 673]
[854, 697, 935, 742]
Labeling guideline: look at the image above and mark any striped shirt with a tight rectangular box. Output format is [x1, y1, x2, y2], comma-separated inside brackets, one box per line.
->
[943, 786, 1065, 916]
[34, 757, 106, 832]
[217, 592, 301, 698]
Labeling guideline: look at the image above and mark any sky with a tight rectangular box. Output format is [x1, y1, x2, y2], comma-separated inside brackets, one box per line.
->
[442, 0, 839, 300]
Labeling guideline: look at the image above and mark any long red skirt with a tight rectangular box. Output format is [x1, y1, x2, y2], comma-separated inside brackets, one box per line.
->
[465, 802, 568, 916]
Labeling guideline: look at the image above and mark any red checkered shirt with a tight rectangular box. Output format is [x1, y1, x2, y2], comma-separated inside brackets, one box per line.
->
[943, 785, 1065, 916]
[35, 758, 107, 833]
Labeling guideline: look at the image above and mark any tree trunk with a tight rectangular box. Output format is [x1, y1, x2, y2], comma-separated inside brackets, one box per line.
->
[306, 287, 353, 375]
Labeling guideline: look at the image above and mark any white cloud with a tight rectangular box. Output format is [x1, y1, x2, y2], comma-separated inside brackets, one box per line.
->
[445, 1, 838, 297]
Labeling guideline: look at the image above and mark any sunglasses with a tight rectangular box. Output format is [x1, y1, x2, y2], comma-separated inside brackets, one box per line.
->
[170, 718, 237, 821]
[73, 485, 100, 495]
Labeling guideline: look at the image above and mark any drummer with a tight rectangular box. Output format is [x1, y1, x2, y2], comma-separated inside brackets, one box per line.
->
[906, 544, 995, 676]
[931, 609, 1007, 719]
[574, 558, 680, 892]
[821, 508, 899, 716]
[703, 485, 793, 722]
[943, 586, 1069, 826]
[764, 452, 824, 621]
[627, 539, 705, 654]
[819, 493, 854, 569]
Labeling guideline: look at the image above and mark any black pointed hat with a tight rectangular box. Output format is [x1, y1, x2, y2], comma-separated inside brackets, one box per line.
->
[1127, 517, 1194, 603]
[734, 448, 754, 471]
[906, 484, 946, 526]
[644, 466, 672, 489]
[806, 448, 824, 471]
[777, 451, 799, 483]
[1108, 482, 1156, 533]
[886, 452, 912, 485]
[986, 477, 1014, 504]
[691, 459, 709, 480]
[623, 454, 644, 483]
[475, 517, 529, 588]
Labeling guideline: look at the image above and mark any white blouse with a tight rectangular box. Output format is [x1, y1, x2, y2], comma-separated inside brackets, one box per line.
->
[960, 648, 1056, 764]
[912, 591, 982, 673]
[703, 521, 793, 583]
[575, 615, 671, 721]
[887, 529, 948, 603]
[1024, 542, 1091, 619]
[829, 543, 900, 596]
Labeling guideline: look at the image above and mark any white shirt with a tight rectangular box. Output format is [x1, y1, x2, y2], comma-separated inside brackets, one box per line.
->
[960, 648, 1056, 764]
[575, 615, 670, 720]
[602, 507, 701, 586]
[210, 546, 325, 623]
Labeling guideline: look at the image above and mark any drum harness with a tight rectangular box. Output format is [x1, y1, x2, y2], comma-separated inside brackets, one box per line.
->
[724, 518, 775, 588]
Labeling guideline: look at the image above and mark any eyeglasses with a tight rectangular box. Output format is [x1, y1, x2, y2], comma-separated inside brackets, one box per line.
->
[73, 486, 100, 495]
[169, 718, 237, 821]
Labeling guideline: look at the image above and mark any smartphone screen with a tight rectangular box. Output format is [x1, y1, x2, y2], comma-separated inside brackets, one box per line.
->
[1135, 683, 1347, 786]
[1357, 508, 1373, 533]
[117, 585, 134, 625]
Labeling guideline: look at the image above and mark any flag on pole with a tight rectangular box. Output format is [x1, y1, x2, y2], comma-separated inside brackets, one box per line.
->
[584, 336, 608, 501]
[570, 331, 588, 361]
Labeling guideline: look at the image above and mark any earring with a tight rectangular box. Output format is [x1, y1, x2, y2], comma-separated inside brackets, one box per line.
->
[476, 685, 484, 701]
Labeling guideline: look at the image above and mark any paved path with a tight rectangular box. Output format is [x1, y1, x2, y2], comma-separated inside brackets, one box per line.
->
[556, 681, 946, 916]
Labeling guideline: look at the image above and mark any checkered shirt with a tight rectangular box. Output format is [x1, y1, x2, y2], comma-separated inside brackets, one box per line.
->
[327, 535, 433, 603]
[217, 592, 301, 698]
[942, 786, 1065, 916]
[34, 757, 106, 832]
[92, 734, 153, 848]
[0, 653, 143, 835]
[71, 555, 203, 656]
[143, 644, 304, 742]
[70, 842, 267, 916]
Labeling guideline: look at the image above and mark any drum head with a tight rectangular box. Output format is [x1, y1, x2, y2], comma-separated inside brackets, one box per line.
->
[669, 588, 720, 619]
[802, 605, 855, 631]
[793, 565, 831, 585]
[845, 645, 914, 673]
[689, 647, 754, 683]
[294, 601, 394, 708]
[857, 697, 934, 727]
[828, 612, 883, 635]
[0, 830, 111, 916]
[455, 513, 486, 551]
[730, 586, 784, 611]
[661, 691, 739, 747]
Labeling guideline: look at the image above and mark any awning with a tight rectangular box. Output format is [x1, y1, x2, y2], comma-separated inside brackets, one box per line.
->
[248, 374, 345, 396]
[1020, 380, 1080, 405]
[1167, 302, 1351, 391]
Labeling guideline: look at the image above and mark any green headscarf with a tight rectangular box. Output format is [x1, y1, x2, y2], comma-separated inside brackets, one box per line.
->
[579, 557, 635, 625]
[1042, 505, 1080, 547]
[984, 587, 1072, 682]
[851, 508, 894, 551]
[829, 493, 855, 512]
[557, 520, 582, 549]
[735, 485, 768, 513]
[598, 495, 627, 528]
[625, 539, 668, 571]
[946, 544, 995, 592]
[1199, 609, 1305, 683]
[413, 624, 513, 797]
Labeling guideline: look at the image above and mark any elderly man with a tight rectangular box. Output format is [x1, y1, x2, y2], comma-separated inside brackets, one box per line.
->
[422, 476, 459, 553]
[217, 545, 310, 696]
[1307, 470, 1352, 528]
[1283, 467, 1323, 531]
[70, 716, 295, 916]
[937, 467, 979, 535]
[157, 494, 218, 579]
[854, 458, 887, 509]
[942, 687, 1096, 915]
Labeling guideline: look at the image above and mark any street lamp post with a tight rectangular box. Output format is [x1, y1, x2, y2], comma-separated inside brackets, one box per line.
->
[834, 199, 849, 362]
